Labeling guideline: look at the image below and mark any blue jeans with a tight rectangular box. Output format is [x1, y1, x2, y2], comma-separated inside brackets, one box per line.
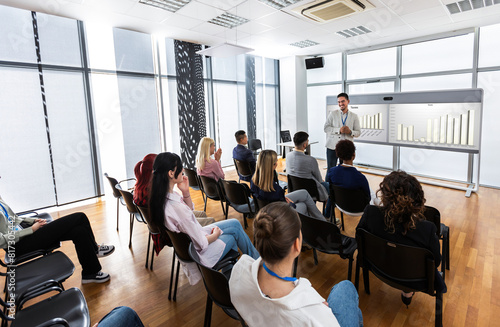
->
[321, 181, 333, 219]
[215, 219, 260, 260]
[97, 306, 144, 327]
[327, 281, 363, 327]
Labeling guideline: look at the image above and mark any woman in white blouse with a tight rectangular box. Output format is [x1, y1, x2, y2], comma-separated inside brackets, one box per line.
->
[148, 152, 259, 284]
[229, 202, 363, 327]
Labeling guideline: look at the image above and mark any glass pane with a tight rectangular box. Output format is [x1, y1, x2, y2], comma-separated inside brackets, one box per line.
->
[37, 13, 81, 67]
[354, 143, 393, 169]
[478, 71, 500, 187]
[264, 58, 277, 85]
[256, 85, 278, 152]
[113, 28, 154, 73]
[117, 76, 161, 178]
[347, 47, 396, 80]
[236, 55, 245, 83]
[43, 70, 95, 203]
[162, 78, 181, 154]
[402, 34, 474, 75]
[307, 84, 342, 158]
[212, 56, 237, 81]
[400, 147, 468, 182]
[0, 5, 37, 63]
[85, 22, 116, 70]
[478, 23, 500, 68]
[307, 53, 342, 84]
[0, 67, 55, 211]
[348, 81, 395, 94]
[165, 38, 177, 76]
[401, 74, 472, 92]
[213, 82, 240, 167]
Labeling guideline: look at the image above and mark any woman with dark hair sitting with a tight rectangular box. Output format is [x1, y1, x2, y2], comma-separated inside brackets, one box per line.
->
[148, 152, 259, 285]
[251, 150, 325, 220]
[325, 140, 378, 216]
[356, 171, 446, 307]
[229, 202, 363, 326]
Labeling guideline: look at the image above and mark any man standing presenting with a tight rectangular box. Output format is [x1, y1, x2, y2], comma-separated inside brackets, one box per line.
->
[324, 92, 361, 171]
[232, 130, 256, 181]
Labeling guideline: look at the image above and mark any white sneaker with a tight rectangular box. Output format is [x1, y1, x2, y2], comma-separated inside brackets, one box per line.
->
[82, 271, 110, 284]
[97, 244, 115, 258]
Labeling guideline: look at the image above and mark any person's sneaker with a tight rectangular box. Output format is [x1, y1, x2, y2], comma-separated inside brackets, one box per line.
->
[82, 271, 110, 284]
[97, 244, 115, 258]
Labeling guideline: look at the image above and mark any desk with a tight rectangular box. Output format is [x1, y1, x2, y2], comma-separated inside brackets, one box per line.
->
[277, 141, 318, 156]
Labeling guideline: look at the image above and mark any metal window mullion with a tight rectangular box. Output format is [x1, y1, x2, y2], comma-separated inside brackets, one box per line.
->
[153, 37, 167, 152]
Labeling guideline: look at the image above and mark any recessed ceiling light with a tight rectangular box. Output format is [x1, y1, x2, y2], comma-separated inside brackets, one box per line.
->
[257, 0, 303, 10]
[336, 26, 372, 38]
[139, 0, 192, 13]
[209, 13, 249, 29]
[289, 40, 319, 48]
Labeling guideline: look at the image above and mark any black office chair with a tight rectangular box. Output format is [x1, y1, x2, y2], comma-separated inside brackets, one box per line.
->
[280, 130, 292, 158]
[188, 243, 244, 327]
[233, 159, 253, 183]
[104, 173, 135, 231]
[287, 175, 327, 212]
[248, 139, 262, 159]
[115, 184, 147, 248]
[294, 212, 357, 281]
[355, 228, 443, 327]
[423, 206, 450, 279]
[329, 184, 370, 230]
[252, 195, 275, 214]
[198, 176, 226, 216]
[219, 179, 255, 229]
[0, 287, 90, 327]
[0, 251, 75, 309]
[165, 229, 239, 302]
[184, 167, 206, 205]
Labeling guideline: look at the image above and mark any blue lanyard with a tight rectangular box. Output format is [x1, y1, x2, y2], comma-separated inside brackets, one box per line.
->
[341, 112, 348, 126]
[262, 262, 297, 282]
[0, 202, 10, 222]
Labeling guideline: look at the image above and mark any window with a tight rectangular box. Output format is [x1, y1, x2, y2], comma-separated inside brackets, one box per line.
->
[347, 47, 396, 80]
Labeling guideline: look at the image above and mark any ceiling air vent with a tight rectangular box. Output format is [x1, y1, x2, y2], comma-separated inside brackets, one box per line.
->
[292, 0, 375, 23]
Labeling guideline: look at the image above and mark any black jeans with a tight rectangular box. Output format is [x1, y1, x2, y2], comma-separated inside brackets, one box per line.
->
[326, 148, 343, 171]
[15, 212, 101, 276]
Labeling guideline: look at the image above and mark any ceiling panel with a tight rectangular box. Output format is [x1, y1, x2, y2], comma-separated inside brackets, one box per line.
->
[126, 3, 174, 22]
[176, 1, 223, 21]
[236, 20, 274, 34]
[228, 0, 277, 20]
[196, 0, 246, 11]
[161, 13, 205, 30]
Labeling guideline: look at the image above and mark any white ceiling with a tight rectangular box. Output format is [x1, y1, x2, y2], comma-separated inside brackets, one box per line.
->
[1, 0, 500, 59]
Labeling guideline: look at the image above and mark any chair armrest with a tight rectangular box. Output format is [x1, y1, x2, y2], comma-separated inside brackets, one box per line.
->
[17, 282, 63, 309]
[35, 318, 70, 327]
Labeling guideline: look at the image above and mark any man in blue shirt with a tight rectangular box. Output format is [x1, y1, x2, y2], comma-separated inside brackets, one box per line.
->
[232, 130, 256, 181]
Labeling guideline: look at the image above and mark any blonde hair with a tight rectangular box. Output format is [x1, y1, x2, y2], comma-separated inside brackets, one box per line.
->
[252, 150, 277, 192]
[196, 137, 214, 171]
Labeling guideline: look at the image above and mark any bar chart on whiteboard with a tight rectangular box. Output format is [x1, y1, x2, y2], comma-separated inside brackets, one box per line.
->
[388, 103, 480, 151]
[350, 104, 388, 143]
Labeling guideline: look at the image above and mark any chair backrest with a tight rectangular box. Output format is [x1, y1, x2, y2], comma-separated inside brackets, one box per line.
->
[115, 184, 143, 222]
[165, 229, 193, 263]
[219, 179, 251, 206]
[356, 228, 436, 294]
[233, 159, 253, 179]
[297, 212, 344, 252]
[280, 130, 291, 142]
[287, 175, 319, 200]
[184, 168, 201, 189]
[188, 243, 234, 309]
[423, 205, 442, 236]
[199, 175, 223, 200]
[136, 205, 159, 234]
[253, 195, 274, 213]
[330, 184, 370, 213]
[104, 173, 122, 199]
[248, 139, 262, 151]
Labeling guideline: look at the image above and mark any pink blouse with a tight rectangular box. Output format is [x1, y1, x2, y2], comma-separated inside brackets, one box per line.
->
[163, 191, 225, 284]
[197, 159, 225, 181]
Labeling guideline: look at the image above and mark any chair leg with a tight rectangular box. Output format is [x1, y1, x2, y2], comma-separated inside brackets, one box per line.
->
[293, 256, 298, 277]
[221, 200, 227, 218]
[446, 234, 450, 270]
[354, 259, 360, 290]
[168, 252, 176, 300]
[313, 249, 318, 265]
[203, 196, 207, 212]
[363, 266, 370, 294]
[341, 212, 345, 231]
[173, 259, 181, 301]
[116, 199, 120, 231]
[204, 295, 213, 327]
[128, 214, 134, 248]
[347, 256, 353, 281]
[243, 214, 248, 229]
[435, 292, 443, 327]
[145, 234, 151, 269]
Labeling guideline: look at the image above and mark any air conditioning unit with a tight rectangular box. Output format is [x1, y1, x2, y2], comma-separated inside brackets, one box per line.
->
[292, 0, 375, 23]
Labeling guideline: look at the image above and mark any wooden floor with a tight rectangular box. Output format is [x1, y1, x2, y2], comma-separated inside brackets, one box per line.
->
[13, 159, 500, 326]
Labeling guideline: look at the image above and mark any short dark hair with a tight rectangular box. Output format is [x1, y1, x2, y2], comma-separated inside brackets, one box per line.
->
[235, 130, 246, 142]
[335, 140, 356, 161]
[337, 92, 349, 101]
[293, 131, 309, 147]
